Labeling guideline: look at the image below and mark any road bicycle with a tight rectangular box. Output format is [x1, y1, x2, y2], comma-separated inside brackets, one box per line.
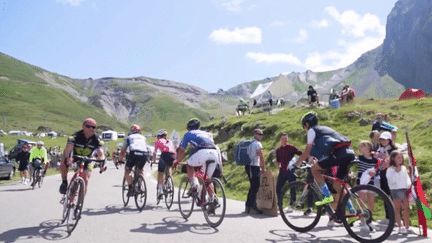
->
[177, 160, 226, 228]
[31, 158, 44, 190]
[280, 161, 395, 243]
[121, 161, 147, 211]
[156, 165, 174, 209]
[60, 155, 106, 233]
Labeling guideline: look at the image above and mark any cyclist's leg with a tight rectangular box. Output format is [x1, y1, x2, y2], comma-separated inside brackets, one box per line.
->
[82, 162, 94, 195]
[312, 162, 333, 205]
[157, 154, 167, 194]
[124, 155, 135, 186]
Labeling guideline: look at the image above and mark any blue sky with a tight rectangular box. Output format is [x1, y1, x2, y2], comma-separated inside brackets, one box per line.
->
[1, 0, 397, 92]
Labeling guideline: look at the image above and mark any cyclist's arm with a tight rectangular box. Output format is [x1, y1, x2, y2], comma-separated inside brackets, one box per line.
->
[174, 147, 185, 165]
[295, 144, 312, 167]
[62, 143, 74, 164]
[95, 147, 105, 160]
[119, 147, 127, 162]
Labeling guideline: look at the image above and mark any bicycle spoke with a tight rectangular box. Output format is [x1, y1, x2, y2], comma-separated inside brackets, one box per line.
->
[280, 181, 322, 232]
[164, 176, 174, 210]
[342, 185, 395, 243]
[134, 175, 147, 211]
[66, 178, 85, 233]
[122, 177, 130, 207]
[202, 178, 226, 228]
[178, 177, 194, 219]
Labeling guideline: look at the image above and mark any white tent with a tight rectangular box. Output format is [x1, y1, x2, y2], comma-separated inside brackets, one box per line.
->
[47, 131, 58, 137]
[250, 82, 273, 98]
[101, 130, 118, 141]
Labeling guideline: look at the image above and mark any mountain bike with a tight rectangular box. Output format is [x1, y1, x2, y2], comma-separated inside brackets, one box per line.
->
[177, 160, 226, 228]
[121, 161, 147, 211]
[156, 165, 174, 209]
[60, 155, 106, 233]
[280, 161, 395, 243]
[31, 159, 44, 190]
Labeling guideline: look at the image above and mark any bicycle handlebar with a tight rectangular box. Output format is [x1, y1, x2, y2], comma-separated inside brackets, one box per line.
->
[72, 155, 107, 174]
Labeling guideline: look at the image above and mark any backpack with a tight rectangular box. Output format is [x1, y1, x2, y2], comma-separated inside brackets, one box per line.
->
[233, 140, 255, 165]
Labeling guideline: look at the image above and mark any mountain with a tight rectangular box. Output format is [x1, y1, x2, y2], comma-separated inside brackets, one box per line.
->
[376, 0, 432, 93]
[0, 52, 238, 134]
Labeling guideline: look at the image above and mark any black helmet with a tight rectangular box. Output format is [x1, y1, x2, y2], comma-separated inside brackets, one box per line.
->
[187, 118, 200, 130]
[301, 112, 318, 127]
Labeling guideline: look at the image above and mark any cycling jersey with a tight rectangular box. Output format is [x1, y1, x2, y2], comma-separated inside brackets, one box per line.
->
[68, 130, 104, 157]
[180, 129, 216, 156]
[122, 133, 147, 152]
[308, 125, 351, 160]
[154, 137, 176, 154]
[29, 147, 48, 164]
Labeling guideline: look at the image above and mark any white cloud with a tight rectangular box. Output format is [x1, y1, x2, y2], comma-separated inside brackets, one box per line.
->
[270, 21, 284, 27]
[312, 19, 329, 28]
[221, 0, 243, 12]
[246, 52, 302, 66]
[56, 0, 85, 7]
[209, 27, 262, 44]
[324, 6, 385, 38]
[293, 29, 308, 43]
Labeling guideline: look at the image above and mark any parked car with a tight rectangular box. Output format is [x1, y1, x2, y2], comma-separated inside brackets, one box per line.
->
[117, 132, 125, 138]
[0, 130, 7, 136]
[8, 139, 36, 161]
[0, 152, 15, 180]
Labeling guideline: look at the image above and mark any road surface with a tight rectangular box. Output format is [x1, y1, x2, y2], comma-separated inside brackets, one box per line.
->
[1, 162, 430, 243]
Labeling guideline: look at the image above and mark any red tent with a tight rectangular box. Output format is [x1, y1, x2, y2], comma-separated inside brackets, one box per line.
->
[398, 89, 427, 101]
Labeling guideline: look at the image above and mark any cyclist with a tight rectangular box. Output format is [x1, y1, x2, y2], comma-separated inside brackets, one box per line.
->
[59, 118, 105, 195]
[118, 124, 148, 197]
[29, 141, 49, 186]
[173, 118, 219, 194]
[289, 112, 356, 226]
[153, 129, 177, 199]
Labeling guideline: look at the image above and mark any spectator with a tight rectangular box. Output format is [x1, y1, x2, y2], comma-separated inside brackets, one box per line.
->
[369, 130, 381, 152]
[307, 86, 320, 106]
[340, 85, 355, 105]
[17, 144, 31, 184]
[371, 113, 398, 142]
[236, 98, 249, 116]
[328, 88, 340, 101]
[275, 133, 303, 212]
[244, 128, 266, 214]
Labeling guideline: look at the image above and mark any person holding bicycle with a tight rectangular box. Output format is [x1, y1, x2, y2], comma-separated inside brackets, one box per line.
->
[153, 129, 176, 199]
[118, 124, 148, 197]
[59, 118, 105, 195]
[29, 141, 49, 186]
[173, 118, 219, 194]
[289, 112, 356, 226]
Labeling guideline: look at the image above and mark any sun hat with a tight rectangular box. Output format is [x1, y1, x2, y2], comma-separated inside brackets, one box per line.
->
[379, 131, 392, 140]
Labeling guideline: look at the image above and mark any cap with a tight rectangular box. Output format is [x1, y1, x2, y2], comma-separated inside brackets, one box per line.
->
[379, 131, 392, 140]
[83, 118, 97, 126]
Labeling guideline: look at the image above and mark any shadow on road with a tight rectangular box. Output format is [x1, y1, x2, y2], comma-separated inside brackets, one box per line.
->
[130, 216, 219, 235]
[0, 219, 70, 243]
[81, 204, 147, 216]
[267, 229, 356, 243]
[0, 187, 33, 192]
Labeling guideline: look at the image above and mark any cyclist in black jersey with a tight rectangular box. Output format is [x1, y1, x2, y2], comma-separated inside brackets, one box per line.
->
[59, 118, 105, 194]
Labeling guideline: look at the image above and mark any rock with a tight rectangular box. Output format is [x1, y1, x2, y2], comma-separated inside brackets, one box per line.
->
[346, 111, 363, 118]
[390, 106, 399, 110]
[359, 118, 371, 126]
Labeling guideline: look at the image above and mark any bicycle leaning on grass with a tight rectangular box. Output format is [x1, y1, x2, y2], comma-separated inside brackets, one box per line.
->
[177, 160, 226, 228]
[120, 160, 147, 211]
[60, 155, 106, 233]
[280, 160, 395, 243]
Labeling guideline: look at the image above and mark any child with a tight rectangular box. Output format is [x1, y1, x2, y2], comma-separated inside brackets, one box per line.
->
[386, 151, 412, 234]
[357, 141, 379, 232]
[369, 130, 380, 152]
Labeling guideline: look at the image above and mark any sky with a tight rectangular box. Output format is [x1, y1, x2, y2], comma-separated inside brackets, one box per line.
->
[0, 0, 398, 93]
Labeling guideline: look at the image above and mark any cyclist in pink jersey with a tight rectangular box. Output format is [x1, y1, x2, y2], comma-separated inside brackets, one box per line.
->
[153, 129, 177, 198]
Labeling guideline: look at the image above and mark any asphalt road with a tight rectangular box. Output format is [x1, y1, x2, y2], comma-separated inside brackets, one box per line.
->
[1, 162, 430, 243]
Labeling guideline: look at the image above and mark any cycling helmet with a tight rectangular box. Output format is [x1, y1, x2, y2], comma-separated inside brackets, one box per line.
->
[83, 118, 97, 126]
[156, 129, 167, 138]
[301, 111, 318, 127]
[37, 141, 44, 146]
[130, 124, 142, 134]
[186, 118, 200, 130]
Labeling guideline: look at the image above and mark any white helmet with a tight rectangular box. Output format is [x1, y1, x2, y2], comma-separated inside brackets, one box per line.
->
[37, 141, 44, 146]
[156, 129, 167, 137]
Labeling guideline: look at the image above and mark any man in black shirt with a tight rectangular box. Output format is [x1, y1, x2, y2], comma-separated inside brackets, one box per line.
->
[17, 144, 30, 184]
[307, 86, 320, 106]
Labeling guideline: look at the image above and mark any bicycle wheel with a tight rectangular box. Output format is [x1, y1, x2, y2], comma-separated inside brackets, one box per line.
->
[61, 190, 70, 224]
[134, 175, 147, 211]
[66, 178, 85, 233]
[32, 169, 39, 190]
[178, 176, 194, 219]
[122, 177, 130, 206]
[38, 171, 44, 188]
[341, 185, 395, 243]
[202, 178, 226, 228]
[279, 181, 323, 233]
[164, 176, 174, 210]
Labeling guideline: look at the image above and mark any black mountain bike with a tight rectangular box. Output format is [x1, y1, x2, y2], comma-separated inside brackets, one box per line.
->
[280, 161, 395, 243]
[31, 159, 44, 190]
[156, 166, 174, 209]
[121, 162, 147, 211]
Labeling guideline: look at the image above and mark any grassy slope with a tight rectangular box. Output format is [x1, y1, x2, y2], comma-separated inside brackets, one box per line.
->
[203, 97, 432, 227]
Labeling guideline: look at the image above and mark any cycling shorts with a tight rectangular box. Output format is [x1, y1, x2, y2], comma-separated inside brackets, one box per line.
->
[317, 147, 355, 180]
[125, 151, 147, 170]
[187, 149, 219, 179]
[158, 152, 175, 173]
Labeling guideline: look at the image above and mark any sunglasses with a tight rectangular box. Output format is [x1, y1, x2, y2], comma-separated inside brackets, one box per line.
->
[256, 133, 263, 136]
[85, 124, 97, 129]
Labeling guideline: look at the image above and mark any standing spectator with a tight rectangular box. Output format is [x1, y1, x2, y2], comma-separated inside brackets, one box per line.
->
[339, 85, 355, 105]
[369, 130, 381, 152]
[371, 113, 398, 142]
[275, 133, 303, 212]
[17, 144, 31, 184]
[244, 129, 267, 214]
[307, 86, 320, 106]
[386, 151, 412, 234]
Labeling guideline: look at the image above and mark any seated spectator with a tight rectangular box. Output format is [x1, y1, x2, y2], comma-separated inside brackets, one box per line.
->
[307, 86, 320, 106]
[340, 85, 355, 105]
[371, 113, 398, 142]
[236, 98, 249, 116]
[329, 88, 340, 101]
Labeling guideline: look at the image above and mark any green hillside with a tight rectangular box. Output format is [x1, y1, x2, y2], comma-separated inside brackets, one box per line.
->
[203, 97, 432, 228]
